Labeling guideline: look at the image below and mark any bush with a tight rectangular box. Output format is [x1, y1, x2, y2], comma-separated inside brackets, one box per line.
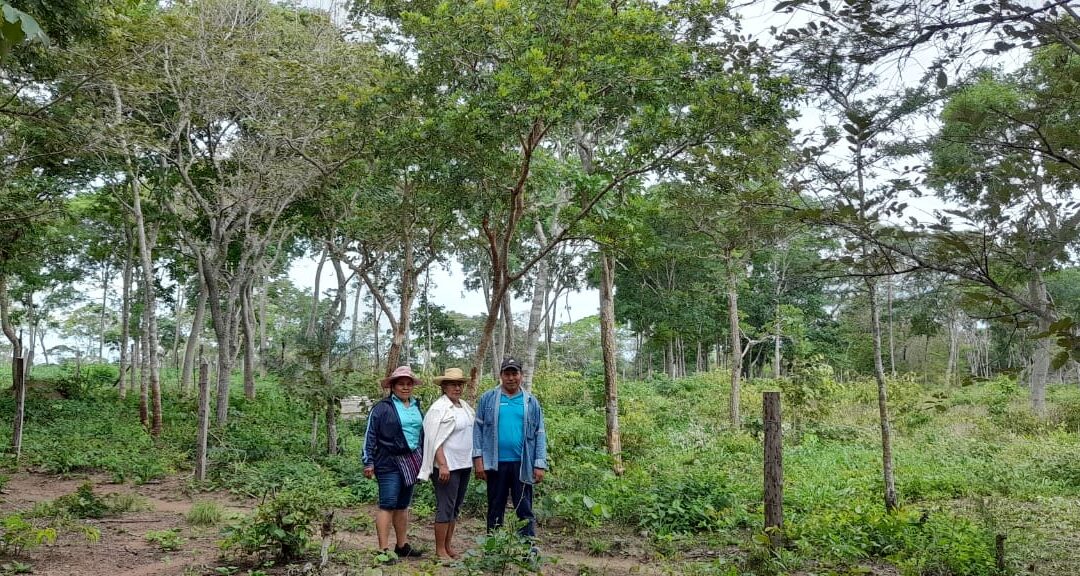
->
[0, 514, 57, 556]
[220, 484, 351, 563]
[145, 528, 183, 552]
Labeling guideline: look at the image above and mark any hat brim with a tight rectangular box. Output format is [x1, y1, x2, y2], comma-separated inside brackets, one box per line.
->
[434, 376, 467, 385]
[380, 375, 422, 388]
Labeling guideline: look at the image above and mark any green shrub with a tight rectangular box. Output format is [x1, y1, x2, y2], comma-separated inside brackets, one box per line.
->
[220, 484, 351, 563]
[145, 528, 183, 551]
[0, 514, 57, 556]
[457, 520, 545, 575]
[640, 473, 747, 535]
[52, 483, 110, 519]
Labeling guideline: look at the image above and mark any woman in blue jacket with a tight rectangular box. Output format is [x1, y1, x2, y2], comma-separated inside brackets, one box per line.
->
[363, 365, 424, 559]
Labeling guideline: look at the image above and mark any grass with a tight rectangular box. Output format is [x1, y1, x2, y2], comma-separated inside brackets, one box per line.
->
[2, 362, 1079, 574]
[186, 501, 225, 527]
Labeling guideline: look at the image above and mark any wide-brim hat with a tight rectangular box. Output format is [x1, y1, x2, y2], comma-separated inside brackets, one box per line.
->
[434, 367, 467, 385]
[380, 365, 422, 389]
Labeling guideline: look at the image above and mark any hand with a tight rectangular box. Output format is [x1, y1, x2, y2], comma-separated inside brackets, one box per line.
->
[363, 466, 374, 479]
[439, 467, 450, 484]
[533, 468, 545, 483]
[473, 458, 487, 481]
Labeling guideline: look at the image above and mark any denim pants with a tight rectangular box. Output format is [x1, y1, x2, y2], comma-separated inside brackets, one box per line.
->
[486, 460, 534, 537]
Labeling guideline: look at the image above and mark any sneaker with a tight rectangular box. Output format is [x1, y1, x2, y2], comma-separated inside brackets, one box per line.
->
[377, 548, 398, 565]
[394, 543, 423, 558]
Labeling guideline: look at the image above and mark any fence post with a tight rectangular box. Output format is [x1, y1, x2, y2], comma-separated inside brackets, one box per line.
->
[194, 356, 210, 482]
[11, 355, 26, 458]
[763, 391, 783, 547]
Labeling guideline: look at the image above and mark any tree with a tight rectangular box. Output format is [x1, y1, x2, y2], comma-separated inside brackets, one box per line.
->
[97, 0, 375, 425]
[355, 0, 787, 395]
[926, 55, 1080, 413]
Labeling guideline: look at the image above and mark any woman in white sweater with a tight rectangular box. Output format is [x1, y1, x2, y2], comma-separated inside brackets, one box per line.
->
[418, 367, 475, 560]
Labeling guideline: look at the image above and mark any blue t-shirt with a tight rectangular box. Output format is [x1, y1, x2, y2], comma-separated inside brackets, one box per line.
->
[392, 395, 422, 451]
[497, 392, 525, 462]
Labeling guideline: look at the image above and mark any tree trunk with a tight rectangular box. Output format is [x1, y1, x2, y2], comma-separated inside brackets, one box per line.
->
[727, 258, 743, 430]
[867, 278, 898, 512]
[119, 233, 133, 397]
[38, 329, 50, 366]
[310, 410, 320, 453]
[599, 250, 624, 475]
[241, 282, 256, 400]
[307, 248, 327, 340]
[372, 296, 380, 374]
[194, 357, 210, 482]
[1028, 271, 1052, 417]
[11, 355, 26, 458]
[181, 278, 207, 396]
[773, 301, 783, 378]
[257, 282, 268, 378]
[887, 276, 896, 377]
[349, 280, 361, 370]
[139, 305, 149, 430]
[523, 224, 552, 390]
[129, 339, 138, 402]
[98, 265, 111, 361]
[326, 399, 339, 456]
[171, 285, 183, 382]
[24, 293, 34, 374]
[1, 275, 24, 380]
[945, 310, 958, 386]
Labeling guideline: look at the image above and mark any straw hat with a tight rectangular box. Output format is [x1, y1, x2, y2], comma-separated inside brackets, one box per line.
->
[380, 365, 422, 389]
[433, 367, 467, 385]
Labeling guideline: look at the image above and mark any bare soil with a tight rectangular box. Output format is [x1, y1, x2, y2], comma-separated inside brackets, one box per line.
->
[0, 472, 676, 575]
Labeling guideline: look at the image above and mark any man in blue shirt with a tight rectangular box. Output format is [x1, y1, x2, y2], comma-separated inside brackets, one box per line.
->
[472, 357, 548, 537]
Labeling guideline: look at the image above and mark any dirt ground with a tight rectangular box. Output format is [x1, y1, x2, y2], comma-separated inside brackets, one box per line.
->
[0, 472, 676, 576]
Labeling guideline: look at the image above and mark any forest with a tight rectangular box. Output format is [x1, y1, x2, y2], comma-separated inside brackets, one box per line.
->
[1, 0, 1080, 575]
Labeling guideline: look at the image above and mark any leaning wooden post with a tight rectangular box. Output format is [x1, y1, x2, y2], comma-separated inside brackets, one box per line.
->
[763, 391, 783, 547]
[194, 354, 210, 482]
[11, 355, 26, 458]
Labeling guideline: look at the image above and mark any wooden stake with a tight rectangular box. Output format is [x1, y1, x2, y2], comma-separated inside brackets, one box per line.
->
[763, 391, 783, 547]
[194, 355, 210, 482]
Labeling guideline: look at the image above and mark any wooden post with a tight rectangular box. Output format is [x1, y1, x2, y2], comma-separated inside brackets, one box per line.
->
[11, 356, 26, 458]
[763, 391, 783, 547]
[194, 355, 210, 482]
[995, 534, 1006, 573]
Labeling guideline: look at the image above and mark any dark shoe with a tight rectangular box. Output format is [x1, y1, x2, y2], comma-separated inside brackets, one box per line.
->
[394, 543, 423, 558]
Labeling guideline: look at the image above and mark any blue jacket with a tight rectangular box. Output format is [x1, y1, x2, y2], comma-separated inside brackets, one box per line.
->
[363, 395, 424, 474]
[472, 386, 548, 484]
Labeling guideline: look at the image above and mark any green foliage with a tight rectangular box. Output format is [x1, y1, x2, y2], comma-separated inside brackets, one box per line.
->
[54, 363, 118, 399]
[220, 484, 351, 563]
[144, 528, 183, 552]
[0, 560, 34, 575]
[778, 354, 841, 426]
[456, 520, 546, 575]
[0, 514, 56, 556]
[51, 482, 109, 519]
[187, 501, 226, 527]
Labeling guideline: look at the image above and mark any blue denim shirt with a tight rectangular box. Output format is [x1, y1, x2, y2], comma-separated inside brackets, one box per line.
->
[472, 386, 548, 484]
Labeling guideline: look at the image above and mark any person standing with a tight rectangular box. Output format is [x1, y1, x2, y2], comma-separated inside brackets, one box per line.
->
[472, 357, 548, 538]
[363, 365, 424, 559]
[419, 367, 475, 561]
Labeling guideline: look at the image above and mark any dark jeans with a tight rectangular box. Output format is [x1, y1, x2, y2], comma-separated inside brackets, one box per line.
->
[486, 460, 534, 537]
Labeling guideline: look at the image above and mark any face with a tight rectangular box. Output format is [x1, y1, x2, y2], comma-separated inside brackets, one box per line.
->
[441, 380, 465, 402]
[499, 369, 522, 394]
[391, 378, 414, 400]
